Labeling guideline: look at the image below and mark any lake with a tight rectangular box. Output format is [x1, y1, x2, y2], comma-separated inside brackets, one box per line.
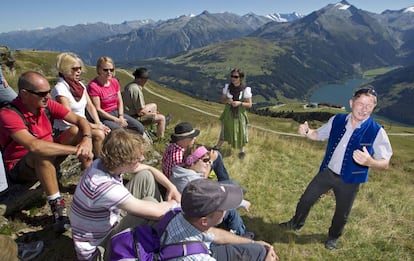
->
[309, 78, 367, 111]
[309, 78, 411, 126]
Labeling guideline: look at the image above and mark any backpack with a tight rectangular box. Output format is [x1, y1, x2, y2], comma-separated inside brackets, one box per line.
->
[110, 207, 209, 261]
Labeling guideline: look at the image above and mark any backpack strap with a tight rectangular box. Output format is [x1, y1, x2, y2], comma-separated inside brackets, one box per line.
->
[156, 208, 210, 260]
[1, 103, 53, 152]
[159, 241, 209, 260]
[154, 207, 181, 235]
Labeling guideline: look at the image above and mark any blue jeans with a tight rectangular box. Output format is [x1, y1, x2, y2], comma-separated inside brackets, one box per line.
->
[0, 86, 17, 104]
[223, 209, 246, 236]
[289, 168, 360, 239]
[211, 151, 230, 181]
[102, 109, 145, 135]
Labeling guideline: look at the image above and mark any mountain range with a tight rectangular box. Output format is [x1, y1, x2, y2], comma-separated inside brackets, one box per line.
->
[0, 11, 301, 63]
[0, 1, 413, 125]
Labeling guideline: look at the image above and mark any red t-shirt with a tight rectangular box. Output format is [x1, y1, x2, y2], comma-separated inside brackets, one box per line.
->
[87, 77, 120, 113]
[0, 97, 69, 170]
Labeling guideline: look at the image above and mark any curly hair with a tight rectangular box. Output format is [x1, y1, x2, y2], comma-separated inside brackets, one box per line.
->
[100, 129, 149, 171]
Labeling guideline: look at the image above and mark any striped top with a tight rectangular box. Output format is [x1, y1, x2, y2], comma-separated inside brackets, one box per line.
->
[70, 159, 131, 260]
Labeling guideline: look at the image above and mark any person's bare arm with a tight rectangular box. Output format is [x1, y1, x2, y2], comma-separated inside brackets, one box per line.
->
[63, 111, 93, 159]
[90, 96, 118, 122]
[11, 130, 78, 156]
[55, 95, 71, 110]
[118, 196, 177, 220]
[210, 227, 279, 260]
[220, 93, 230, 104]
[298, 121, 319, 140]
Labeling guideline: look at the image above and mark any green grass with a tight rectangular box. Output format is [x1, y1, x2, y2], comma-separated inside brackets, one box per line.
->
[1, 50, 414, 260]
[143, 83, 414, 261]
[362, 66, 401, 80]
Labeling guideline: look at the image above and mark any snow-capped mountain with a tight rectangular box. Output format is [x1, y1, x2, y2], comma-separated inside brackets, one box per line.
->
[403, 6, 414, 13]
[266, 12, 303, 22]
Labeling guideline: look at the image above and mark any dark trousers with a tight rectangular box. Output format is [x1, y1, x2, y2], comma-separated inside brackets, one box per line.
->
[211, 243, 267, 261]
[290, 168, 360, 239]
[102, 109, 145, 135]
[212, 151, 230, 181]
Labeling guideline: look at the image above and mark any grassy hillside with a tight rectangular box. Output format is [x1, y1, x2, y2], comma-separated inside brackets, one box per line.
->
[1, 50, 413, 260]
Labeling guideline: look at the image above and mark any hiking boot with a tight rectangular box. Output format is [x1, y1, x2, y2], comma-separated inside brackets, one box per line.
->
[325, 237, 338, 250]
[279, 220, 301, 232]
[18, 240, 44, 261]
[49, 197, 71, 233]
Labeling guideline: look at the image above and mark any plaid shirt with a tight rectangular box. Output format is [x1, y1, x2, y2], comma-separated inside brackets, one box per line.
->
[162, 143, 185, 179]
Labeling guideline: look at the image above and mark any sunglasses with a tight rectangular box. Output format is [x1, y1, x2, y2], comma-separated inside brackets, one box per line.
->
[231, 75, 240, 79]
[354, 88, 377, 97]
[24, 89, 51, 97]
[102, 68, 115, 72]
[71, 66, 82, 71]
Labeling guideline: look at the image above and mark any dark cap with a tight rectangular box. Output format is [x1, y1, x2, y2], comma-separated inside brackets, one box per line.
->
[133, 67, 149, 79]
[181, 179, 243, 218]
[171, 122, 200, 142]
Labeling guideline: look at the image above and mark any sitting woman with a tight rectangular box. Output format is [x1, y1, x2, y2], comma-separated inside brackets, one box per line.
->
[87, 56, 145, 136]
[52, 52, 111, 168]
[170, 145, 253, 238]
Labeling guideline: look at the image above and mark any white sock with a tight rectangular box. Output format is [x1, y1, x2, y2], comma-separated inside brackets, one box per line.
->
[47, 192, 61, 201]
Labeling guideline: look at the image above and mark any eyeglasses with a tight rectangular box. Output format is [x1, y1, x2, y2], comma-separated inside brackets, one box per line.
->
[102, 68, 115, 72]
[71, 66, 82, 71]
[24, 89, 51, 97]
[354, 87, 377, 97]
[231, 75, 240, 79]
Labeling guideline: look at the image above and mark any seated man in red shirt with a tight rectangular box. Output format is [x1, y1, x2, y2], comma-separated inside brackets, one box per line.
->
[0, 71, 93, 233]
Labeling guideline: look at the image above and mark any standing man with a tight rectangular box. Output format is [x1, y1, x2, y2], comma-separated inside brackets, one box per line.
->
[0, 71, 93, 233]
[0, 65, 17, 104]
[279, 86, 393, 249]
[161, 178, 278, 261]
[122, 67, 167, 139]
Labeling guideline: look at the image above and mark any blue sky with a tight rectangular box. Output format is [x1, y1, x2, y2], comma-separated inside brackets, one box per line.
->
[1, 0, 413, 33]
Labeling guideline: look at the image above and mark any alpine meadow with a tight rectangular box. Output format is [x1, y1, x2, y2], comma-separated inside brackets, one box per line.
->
[1, 1, 414, 260]
[0, 49, 413, 260]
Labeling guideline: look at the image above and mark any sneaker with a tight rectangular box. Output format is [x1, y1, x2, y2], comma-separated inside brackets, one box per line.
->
[49, 197, 71, 233]
[279, 220, 301, 232]
[18, 240, 44, 261]
[242, 231, 255, 240]
[325, 238, 338, 250]
[238, 151, 246, 159]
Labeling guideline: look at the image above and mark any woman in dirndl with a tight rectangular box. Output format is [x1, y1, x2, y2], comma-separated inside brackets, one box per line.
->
[214, 68, 252, 159]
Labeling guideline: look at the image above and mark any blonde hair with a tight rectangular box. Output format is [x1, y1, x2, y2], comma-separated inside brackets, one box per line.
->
[56, 52, 85, 77]
[100, 129, 149, 171]
[96, 56, 115, 74]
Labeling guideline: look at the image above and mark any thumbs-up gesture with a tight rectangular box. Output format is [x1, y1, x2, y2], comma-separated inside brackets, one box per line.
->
[353, 146, 372, 166]
[298, 121, 309, 136]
